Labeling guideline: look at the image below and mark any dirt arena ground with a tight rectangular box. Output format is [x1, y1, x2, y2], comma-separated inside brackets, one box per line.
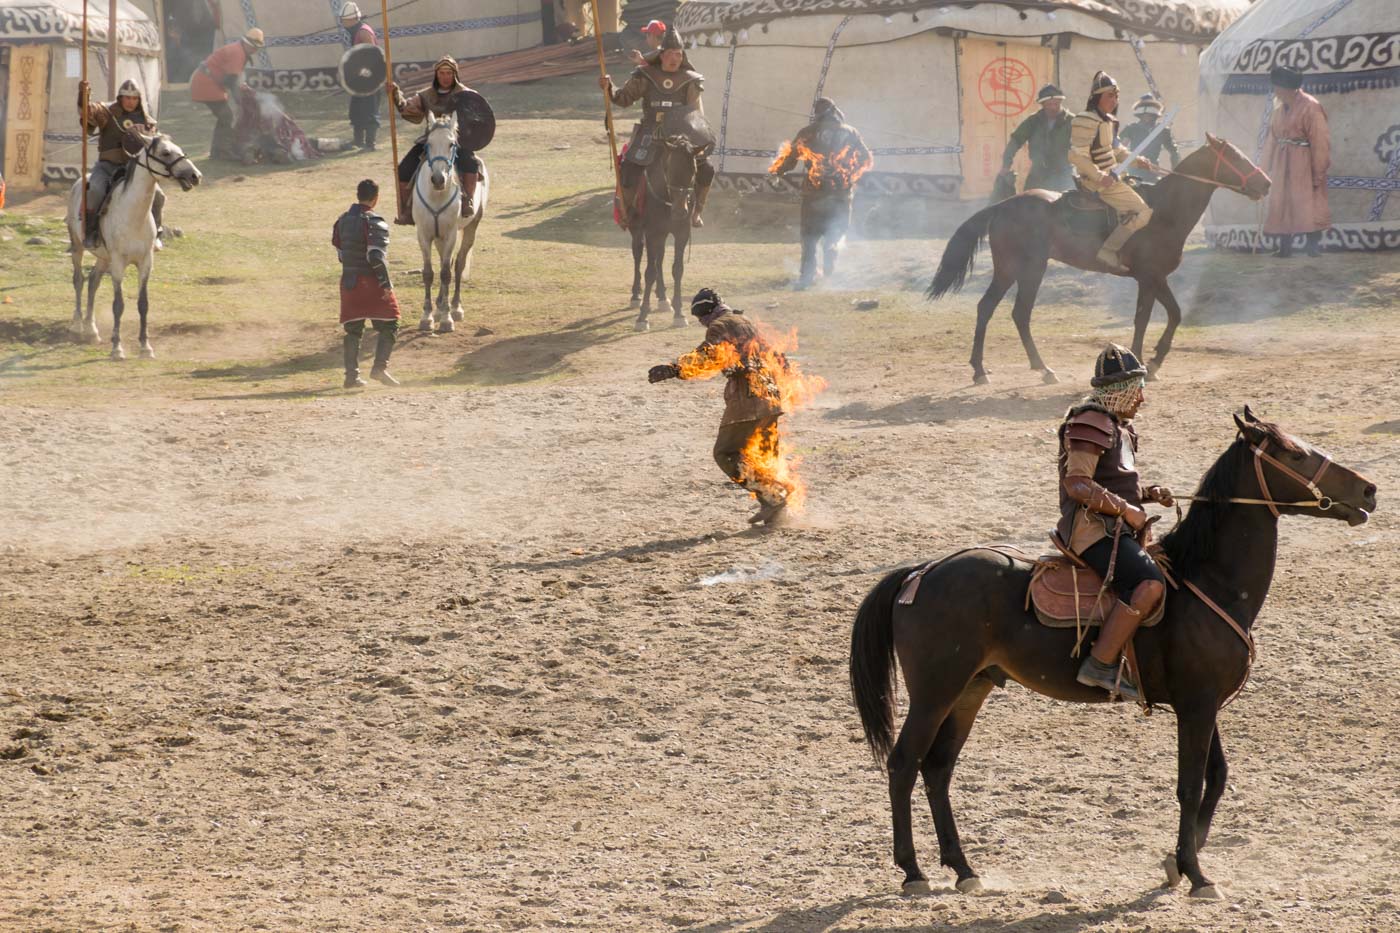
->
[2, 79, 1398, 931]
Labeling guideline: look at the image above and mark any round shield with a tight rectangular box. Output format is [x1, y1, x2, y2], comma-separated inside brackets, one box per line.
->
[455, 90, 496, 150]
[339, 44, 387, 97]
[661, 106, 716, 153]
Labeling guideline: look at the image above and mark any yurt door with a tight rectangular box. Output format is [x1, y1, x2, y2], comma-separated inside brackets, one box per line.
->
[2, 45, 50, 192]
[958, 38, 1054, 199]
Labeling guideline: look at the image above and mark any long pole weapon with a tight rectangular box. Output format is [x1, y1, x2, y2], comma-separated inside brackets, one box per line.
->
[107, 0, 118, 98]
[379, 0, 401, 217]
[589, 2, 622, 217]
[80, 0, 90, 241]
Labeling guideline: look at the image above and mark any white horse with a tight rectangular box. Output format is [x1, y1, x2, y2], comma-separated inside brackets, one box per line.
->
[410, 112, 489, 334]
[64, 129, 202, 359]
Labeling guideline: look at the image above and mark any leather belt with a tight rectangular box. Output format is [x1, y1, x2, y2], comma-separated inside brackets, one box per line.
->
[1278, 138, 1310, 147]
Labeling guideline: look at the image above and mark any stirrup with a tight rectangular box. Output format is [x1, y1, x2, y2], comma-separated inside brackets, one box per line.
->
[1076, 656, 1142, 702]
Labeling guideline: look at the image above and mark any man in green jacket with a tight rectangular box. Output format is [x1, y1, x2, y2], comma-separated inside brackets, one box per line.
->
[999, 84, 1075, 193]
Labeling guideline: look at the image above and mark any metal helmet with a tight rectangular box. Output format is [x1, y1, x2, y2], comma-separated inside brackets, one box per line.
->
[242, 28, 266, 49]
[660, 29, 684, 52]
[1091, 344, 1148, 387]
[1090, 71, 1118, 96]
[1036, 83, 1065, 103]
[1133, 93, 1163, 117]
[117, 79, 142, 100]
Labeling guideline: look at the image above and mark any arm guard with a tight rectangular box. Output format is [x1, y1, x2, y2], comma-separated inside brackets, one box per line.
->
[365, 215, 392, 288]
[367, 248, 391, 289]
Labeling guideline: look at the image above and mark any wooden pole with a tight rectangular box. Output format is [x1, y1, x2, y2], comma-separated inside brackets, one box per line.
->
[107, 0, 118, 97]
[81, 0, 90, 237]
[589, 2, 622, 211]
[379, 0, 401, 216]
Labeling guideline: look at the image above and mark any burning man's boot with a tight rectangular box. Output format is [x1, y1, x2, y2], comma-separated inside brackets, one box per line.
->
[82, 210, 101, 249]
[823, 243, 840, 278]
[796, 238, 818, 290]
[1304, 231, 1322, 257]
[460, 172, 479, 217]
[370, 328, 399, 386]
[1075, 601, 1144, 702]
[395, 181, 414, 225]
[691, 181, 711, 228]
[343, 333, 366, 388]
[747, 490, 789, 526]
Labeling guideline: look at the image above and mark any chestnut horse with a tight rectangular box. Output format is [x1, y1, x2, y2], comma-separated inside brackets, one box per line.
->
[850, 409, 1376, 898]
[928, 135, 1270, 384]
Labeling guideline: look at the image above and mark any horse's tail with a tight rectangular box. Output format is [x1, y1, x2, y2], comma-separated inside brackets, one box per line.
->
[850, 564, 917, 768]
[926, 203, 999, 300]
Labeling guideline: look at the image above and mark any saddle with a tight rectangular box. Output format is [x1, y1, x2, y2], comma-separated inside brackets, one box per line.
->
[1027, 531, 1166, 630]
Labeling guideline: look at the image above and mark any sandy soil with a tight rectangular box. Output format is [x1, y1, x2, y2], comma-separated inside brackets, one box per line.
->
[2, 270, 1398, 932]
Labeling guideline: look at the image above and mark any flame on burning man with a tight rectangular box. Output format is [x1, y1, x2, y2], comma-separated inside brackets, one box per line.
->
[769, 139, 874, 191]
[676, 325, 827, 512]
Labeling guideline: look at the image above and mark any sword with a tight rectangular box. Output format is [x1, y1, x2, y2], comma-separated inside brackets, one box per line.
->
[1111, 106, 1179, 178]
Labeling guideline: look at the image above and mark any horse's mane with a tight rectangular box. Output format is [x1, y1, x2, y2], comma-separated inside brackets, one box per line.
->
[1159, 420, 1301, 578]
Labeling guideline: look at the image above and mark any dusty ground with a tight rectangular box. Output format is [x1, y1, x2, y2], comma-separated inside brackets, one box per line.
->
[2, 79, 1398, 931]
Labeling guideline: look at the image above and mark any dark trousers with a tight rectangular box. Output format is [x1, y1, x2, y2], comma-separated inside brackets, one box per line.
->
[713, 414, 784, 504]
[1080, 533, 1165, 604]
[799, 193, 853, 283]
[348, 94, 381, 131]
[398, 142, 478, 183]
[203, 100, 237, 158]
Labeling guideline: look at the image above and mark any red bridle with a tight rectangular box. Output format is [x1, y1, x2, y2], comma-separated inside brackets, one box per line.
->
[1172, 144, 1268, 196]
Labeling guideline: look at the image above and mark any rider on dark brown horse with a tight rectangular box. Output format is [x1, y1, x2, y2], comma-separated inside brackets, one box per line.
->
[1059, 345, 1174, 700]
[1068, 71, 1155, 273]
[600, 29, 714, 228]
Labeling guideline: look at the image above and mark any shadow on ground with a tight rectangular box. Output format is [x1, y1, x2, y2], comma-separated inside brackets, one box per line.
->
[435, 308, 644, 386]
[827, 388, 1080, 427]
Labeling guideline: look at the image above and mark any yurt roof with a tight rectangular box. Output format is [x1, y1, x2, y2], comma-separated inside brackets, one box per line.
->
[1201, 0, 1400, 94]
[0, 0, 161, 54]
[676, 0, 1249, 43]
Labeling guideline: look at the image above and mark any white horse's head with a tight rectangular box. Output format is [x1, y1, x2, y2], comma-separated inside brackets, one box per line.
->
[127, 129, 203, 191]
[424, 113, 459, 192]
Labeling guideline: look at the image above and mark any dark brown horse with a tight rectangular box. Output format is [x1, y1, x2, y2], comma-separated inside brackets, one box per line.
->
[850, 409, 1376, 898]
[630, 136, 706, 331]
[928, 136, 1271, 384]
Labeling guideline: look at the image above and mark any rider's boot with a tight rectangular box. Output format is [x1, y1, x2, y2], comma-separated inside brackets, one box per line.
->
[691, 181, 711, 228]
[82, 210, 101, 249]
[395, 180, 414, 225]
[369, 327, 399, 386]
[1076, 600, 1146, 702]
[1096, 209, 1149, 273]
[459, 172, 478, 218]
[343, 333, 366, 388]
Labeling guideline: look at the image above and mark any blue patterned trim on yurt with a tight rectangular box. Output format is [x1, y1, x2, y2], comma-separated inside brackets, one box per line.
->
[1207, 223, 1400, 252]
[1223, 66, 1400, 95]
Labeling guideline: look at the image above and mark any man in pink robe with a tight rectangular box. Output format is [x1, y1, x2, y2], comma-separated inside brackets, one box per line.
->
[1262, 66, 1331, 258]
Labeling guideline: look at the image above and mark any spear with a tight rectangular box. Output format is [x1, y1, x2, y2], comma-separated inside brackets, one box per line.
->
[589, 2, 622, 218]
[379, 0, 401, 217]
[81, 0, 90, 242]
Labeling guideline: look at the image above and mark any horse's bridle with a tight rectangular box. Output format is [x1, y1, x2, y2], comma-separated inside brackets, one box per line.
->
[1169, 144, 1267, 197]
[138, 137, 194, 180]
[424, 120, 460, 181]
[1185, 437, 1333, 515]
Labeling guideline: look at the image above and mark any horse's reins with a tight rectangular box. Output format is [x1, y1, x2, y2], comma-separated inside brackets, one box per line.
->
[1180, 439, 1334, 515]
[1144, 144, 1268, 198]
[416, 120, 461, 241]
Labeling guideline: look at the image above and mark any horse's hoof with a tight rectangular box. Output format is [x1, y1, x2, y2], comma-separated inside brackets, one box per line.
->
[671, 315, 687, 329]
[450, 308, 464, 322]
[1041, 369, 1060, 385]
[634, 318, 650, 333]
[955, 877, 985, 895]
[1189, 884, 1223, 901]
[88, 330, 102, 345]
[1162, 854, 1182, 889]
[629, 297, 642, 308]
[418, 320, 433, 334]
[140, 346, 156, 360]
[901, 878, 931, 897]
[110, 347, 126, 361]
[438, 319, 455, 334]
[973, 373, 990, 386]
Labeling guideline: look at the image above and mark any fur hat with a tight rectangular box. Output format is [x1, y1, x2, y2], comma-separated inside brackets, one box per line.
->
[1269, 65, 1303, 90]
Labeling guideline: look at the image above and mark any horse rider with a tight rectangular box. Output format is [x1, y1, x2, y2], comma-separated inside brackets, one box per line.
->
[388, 56, 486, 224]
[339, 2, 381, 150]
[769, 97, 873, 289]
[600, 29, 714, 228]
[1057, 345, 1174, 701]
[648, 288, 792, 525]
[1000, 84, 1075, 193]
[77, 78, 165, 250]
[1068, 71, 1156, 273]
[190, 28, 265, 160]
[1121, 94, 1180, 182]
[333, 178, 401, 388]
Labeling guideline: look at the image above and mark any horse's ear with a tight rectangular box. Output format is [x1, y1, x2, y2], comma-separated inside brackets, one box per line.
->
[1242, 404, 1260, 423]
[1206, 132, 1221, 148]
[1234, 407, 1265, 442]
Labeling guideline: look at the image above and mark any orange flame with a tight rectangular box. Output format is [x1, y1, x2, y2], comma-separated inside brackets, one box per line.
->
[677, 325, 827, 512]
[770, 139, 873, 191]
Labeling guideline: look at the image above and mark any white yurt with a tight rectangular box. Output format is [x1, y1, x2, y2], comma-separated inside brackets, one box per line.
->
[1, 0, 161, 191]
[675, 0, 1249, 199]
[218, 0, 545, 93]
[1200, 0, 1400, 252]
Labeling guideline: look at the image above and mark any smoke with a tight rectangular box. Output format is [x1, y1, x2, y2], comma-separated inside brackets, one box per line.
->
[698, 561, 785, 586]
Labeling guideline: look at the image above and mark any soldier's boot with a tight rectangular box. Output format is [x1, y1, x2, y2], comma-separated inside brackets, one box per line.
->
[82, 210, 102, 249]
[343, 333, 367, 388]
[352, 126, 364, 148]
[459, 172, 478, 218]
[395, 181, 414, 225]
[691, 181, 711, 228]
[363, 126, 378, 152]
[1274, 235, 1294, 258]
[1304, 231, 1322, 257]
[1075, 601, 1144, 702]
[370, 329, 400, 386]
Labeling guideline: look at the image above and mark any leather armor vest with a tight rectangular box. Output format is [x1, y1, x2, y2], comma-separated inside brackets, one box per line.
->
[335, 206, 390, 289]
[1056, 404, 1141, 543]
[627, 67, 701, 166]
[1087, 113, 1119, 173]
[98, 102, 152, 164]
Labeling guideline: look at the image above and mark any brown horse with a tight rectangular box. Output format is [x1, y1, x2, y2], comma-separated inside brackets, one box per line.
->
[850, 408, 1377, 898]
[928, 136, 1271, 384]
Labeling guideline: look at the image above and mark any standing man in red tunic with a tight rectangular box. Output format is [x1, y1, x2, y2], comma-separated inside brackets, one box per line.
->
[1262, 65, 1331, 258]
[190, 28, 265, 160]
[339, 3, 382, 151]
[333, 179, 401, 388]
